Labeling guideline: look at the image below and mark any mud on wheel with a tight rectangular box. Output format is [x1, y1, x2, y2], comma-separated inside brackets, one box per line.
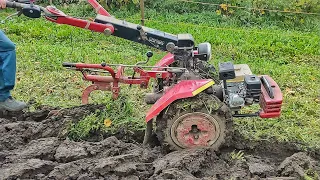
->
[156, 93, 233, 151]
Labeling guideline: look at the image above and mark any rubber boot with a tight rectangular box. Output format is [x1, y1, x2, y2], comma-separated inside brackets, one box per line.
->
[0, 96, 27, 111]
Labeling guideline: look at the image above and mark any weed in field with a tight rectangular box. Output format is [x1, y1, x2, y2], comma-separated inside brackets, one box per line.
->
[68, 110, 104, 141]
[230, 150, 245, 161]
[303, 168, 319, 180]
[68, 95, 146, 141]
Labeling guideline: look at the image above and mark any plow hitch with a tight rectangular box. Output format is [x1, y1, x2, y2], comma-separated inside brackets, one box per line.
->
[62, 60, 180, 104]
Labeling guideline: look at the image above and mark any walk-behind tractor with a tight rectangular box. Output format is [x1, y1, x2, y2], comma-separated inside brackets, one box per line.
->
[4, 0, 283, 150]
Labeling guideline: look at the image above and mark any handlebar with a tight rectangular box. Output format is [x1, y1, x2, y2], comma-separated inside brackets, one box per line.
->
[3, 0, 115, 35]
[5, 1, 27, 9]
[5, 0, 51, 17]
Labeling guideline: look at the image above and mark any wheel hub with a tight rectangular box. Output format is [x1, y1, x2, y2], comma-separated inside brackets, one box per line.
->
[171, 112, 220, 148]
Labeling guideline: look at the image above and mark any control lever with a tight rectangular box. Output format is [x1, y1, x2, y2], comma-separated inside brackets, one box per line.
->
[136, 51, 153, 66]
[130, 51, 153, 87]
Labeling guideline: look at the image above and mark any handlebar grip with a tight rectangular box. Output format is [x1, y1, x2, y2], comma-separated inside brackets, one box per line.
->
[62, 62, 77, 68]
[5, 1, 26, 9]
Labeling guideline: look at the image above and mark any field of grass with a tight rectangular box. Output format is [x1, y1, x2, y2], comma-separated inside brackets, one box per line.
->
[0, 3, 319, 148]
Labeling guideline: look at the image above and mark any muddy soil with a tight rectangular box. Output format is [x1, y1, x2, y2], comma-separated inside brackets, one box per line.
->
[0, 105, 319, 180]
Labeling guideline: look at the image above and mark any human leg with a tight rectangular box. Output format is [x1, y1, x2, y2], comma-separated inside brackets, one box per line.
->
[0, 30, 15, 52]
[0, 50, 26, 111]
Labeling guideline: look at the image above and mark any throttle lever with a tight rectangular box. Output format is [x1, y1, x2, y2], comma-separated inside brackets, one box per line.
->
[129, 51, 153, 87]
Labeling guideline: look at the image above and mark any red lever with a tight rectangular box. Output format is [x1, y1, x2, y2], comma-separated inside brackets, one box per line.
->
[45, 6, 114, 35]
[87, 0, 111, 17]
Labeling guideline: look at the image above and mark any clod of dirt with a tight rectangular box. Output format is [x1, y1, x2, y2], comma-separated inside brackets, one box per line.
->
[122, 175, 140, 180]
[77, 173, 94, 180]
[20, 107, 57, 122]
[0, 118, 11, 125]
[260, 178, 297, 180]
[228, 160, 250, 179]
[92, 151, 147, 175]
[0, 121, 45, 151]
[150, 168, 198, 180]
[0, 159, 57, 180]
[84, 136, 135, 157]
[248, 162, 274, 176]
[46, 135, 160, 179]
[54, 139, 89, 163]
[15, 137, 61, 161]
[47, 158, 97, 179]
[151, 168, 199, 180]
[278, 152, 320, 178]
[230, 131, 300, 160]
[153, 148, 229, 178]
[246, 155, 276, 177]
[48, 150, 156, 179]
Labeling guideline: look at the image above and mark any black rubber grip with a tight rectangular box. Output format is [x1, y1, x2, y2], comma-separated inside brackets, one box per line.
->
[6, 1, 50, 16]
[62, 62, 76, 68]
[261, 76, 274, 99]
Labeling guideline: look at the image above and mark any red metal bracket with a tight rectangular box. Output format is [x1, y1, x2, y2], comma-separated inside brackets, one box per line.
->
[82, 82, 112, 104]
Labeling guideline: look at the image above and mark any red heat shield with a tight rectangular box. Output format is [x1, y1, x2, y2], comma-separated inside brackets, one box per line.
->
[259, 75, 283, 118]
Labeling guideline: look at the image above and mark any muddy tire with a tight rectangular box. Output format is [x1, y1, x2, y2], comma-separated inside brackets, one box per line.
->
[156, 93, 233, 151]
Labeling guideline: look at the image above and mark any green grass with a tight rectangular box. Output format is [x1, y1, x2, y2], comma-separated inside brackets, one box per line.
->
[0, 5, 319, 148]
